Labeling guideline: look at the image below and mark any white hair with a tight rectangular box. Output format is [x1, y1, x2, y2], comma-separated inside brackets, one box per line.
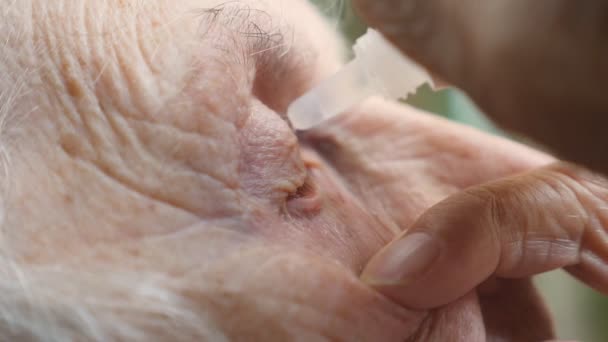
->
[0, 268, 230, 341]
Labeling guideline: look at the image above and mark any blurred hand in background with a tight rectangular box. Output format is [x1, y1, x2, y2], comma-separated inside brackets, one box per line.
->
[353, 0, 608, 172]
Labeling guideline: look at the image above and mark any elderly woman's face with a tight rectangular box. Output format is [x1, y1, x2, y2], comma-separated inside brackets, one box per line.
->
[2, 0, 554, 340]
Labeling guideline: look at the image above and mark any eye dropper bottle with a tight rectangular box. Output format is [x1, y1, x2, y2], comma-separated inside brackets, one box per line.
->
[288, 29, 433, 130]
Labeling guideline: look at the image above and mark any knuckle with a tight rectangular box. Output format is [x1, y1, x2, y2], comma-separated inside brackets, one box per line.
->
[548, 163, 608, 259]
[538, 165, 592, 243]
[462, 183, 509, 231]
[461, 170, 586, 275]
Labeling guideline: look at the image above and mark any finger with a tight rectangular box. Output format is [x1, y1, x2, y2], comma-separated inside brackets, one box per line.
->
[352, 0, 608, 172]
[408, 292, 485, 341]
[302, 99, 553, 230]
[479, 278, 554, 341]
[361, 162, 608, 309]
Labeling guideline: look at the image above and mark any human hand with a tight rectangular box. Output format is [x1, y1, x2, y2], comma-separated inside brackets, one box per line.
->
[352, 0, 608, 172]
[306, 100, 557, 341]
[362, 160, 608, 340]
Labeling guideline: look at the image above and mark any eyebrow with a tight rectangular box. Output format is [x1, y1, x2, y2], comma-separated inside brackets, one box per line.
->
[196, 2, 291, 60]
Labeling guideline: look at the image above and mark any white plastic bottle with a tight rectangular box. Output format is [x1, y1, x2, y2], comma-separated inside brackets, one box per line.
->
[287, 29, 433, 130]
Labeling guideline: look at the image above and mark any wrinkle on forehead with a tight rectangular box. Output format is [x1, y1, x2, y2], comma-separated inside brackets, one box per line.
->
[0, 0, 253, 218]
[0, 0, 344, 121]
[0, 0, 345, 216]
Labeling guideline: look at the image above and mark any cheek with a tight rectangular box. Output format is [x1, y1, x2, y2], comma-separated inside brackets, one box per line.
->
[183, 248, 420, 341]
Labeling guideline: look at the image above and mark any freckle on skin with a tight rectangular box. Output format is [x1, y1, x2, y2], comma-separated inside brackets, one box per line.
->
[60, 61, 84, 99]
[151, 19, 161, 29]
[59, 133, 85, 157]
[63, 194, 74, 204]
[65, 77, 84, 99]
[127, 248, 141, 257]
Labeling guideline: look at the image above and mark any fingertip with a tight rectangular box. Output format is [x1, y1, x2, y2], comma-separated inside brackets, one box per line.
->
[361, 190, 503, 309]
[361, 233, 440, 286]
[361, 228, 485, 310]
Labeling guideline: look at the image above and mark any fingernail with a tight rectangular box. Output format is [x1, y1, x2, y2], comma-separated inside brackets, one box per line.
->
[362, 233, 440, 285]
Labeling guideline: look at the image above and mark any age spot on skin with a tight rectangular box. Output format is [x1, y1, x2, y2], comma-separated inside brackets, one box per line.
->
[59, 60, 86, 100]
[65, 77, 84, 99]
[59, 132, 87, 157]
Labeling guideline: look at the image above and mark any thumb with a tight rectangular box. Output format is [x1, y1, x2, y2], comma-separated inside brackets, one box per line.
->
[362, 162, 608, 309]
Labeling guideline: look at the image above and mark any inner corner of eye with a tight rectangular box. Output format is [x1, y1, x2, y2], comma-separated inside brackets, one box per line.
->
[285, 174, 321, 217]
[287, 178, 316, 201]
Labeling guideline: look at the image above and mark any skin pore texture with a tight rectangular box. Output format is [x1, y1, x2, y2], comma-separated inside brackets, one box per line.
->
[0, 0, 557, 340]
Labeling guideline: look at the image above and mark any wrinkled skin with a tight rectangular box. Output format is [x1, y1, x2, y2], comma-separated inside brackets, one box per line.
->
[1, 0, 555, 340]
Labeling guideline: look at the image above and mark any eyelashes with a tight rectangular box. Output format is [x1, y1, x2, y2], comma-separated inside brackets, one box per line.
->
[285, 169, 321, 217]
[287, 177, 316, 201]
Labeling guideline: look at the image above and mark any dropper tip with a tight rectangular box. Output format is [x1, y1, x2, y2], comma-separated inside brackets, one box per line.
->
[287, 108, 319, 131]
[287, 91, 324, 130]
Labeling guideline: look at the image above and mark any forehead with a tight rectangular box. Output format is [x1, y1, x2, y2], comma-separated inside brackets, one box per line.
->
[0, 0, 346, 125]
[0, 0, 348, 261]
[0, 0, 344, 81]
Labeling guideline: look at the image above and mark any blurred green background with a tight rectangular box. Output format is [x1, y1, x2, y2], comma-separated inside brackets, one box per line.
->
[310, 1, 608, 340]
